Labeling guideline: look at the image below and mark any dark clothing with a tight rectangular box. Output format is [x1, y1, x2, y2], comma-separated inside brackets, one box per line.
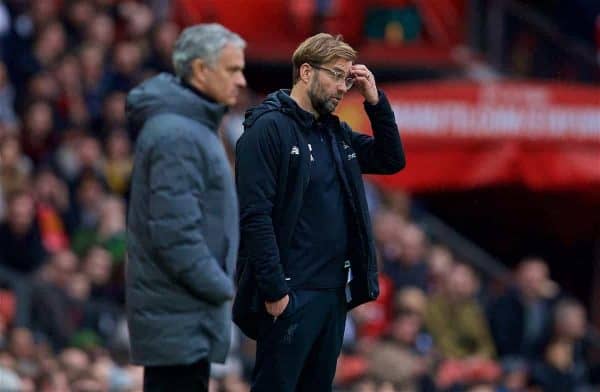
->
[287, 123, 350, 290]
[0, 223, 47, 275]
[233, 89, 405, 340]
[125, 73, 238, 366]
[144, 359, 209, 392]
[251, 289, 347, 392]
[383, 259, 428, 292]
[488, 289, 553, 359]
[531, 362, 579, 392]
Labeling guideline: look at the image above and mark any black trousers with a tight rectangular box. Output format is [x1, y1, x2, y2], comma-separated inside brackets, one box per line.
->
[251, 289, 347, 392]
[144, 359, 209, 392]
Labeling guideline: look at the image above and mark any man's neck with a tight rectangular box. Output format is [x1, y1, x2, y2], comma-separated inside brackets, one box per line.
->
[290, 85, 318, 118]
[183, 78, 217, 104]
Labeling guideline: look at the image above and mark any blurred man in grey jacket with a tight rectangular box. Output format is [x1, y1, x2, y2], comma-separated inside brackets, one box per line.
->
[125, 24, 246, 392]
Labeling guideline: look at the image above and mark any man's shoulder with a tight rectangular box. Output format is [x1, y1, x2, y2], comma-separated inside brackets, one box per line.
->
[245, 108, 291, 131]
[143, 113, 213, 143]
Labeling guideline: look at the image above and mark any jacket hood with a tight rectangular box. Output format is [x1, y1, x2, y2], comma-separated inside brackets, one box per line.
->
[243, 89, 318, 129]
[126, 73, 227, 137]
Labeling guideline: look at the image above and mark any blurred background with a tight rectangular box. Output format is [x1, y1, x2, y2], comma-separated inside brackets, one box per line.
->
[0, 0, 598, 391]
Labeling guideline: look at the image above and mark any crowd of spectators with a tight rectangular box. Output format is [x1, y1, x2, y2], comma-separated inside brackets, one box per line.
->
[0, 1, 598, 391]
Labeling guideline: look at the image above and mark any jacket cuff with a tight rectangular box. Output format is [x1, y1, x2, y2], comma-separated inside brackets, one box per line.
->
[363, 90, 392, 115]
[259, 274, 290, 302]
[263, 283, 290, 302]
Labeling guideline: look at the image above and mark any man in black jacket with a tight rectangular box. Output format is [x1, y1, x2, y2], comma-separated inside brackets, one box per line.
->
[233, 33, 405, 391]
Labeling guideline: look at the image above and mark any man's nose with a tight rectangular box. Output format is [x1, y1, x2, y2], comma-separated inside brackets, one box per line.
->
[237, 73, 247, 88]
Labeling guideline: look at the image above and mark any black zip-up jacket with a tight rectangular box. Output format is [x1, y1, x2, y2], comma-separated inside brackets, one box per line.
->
[233, 89, 405, 339]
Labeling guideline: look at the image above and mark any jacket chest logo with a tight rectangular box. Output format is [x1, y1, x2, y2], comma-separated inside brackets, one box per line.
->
[290, 146, 300, 155]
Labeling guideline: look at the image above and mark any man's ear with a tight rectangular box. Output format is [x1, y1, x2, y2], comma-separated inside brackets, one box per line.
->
[191, 58, 207, 84]
[299, 63, 312, 84]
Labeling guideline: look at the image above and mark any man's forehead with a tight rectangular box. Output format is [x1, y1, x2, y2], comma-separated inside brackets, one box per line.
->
[325, 58, 353, 71]
[217, 43, 245, 65]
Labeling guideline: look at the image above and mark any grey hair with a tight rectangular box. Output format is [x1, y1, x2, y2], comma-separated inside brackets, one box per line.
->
[172, 23, 246, 81]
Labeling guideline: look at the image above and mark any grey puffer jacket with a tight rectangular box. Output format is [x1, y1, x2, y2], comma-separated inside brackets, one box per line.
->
[125, 73, 238, 366]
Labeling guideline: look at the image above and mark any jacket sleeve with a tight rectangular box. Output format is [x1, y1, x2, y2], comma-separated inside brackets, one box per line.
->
[235, 116, 290, 302]
[347, 90, 406, 174]
[147, 134, 234, 305]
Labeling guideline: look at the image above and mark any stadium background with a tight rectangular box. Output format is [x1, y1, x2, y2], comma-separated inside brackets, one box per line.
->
[0, 0, 598, 390]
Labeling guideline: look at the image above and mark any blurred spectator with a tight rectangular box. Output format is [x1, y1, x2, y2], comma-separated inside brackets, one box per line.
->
[103, 128, 132, 196]
[21, 99, 57, 167]
[383, 222, 429, 292]
[59, 347, 90, 383]
[394, 287, 428, 318]
[146, 20, 180, 73]
[426, 263, 501, 389]
[488, 258, 558, 360]
[80, 44, 111, 120]
[64, 0, 95, 43]
[26, 71, 60, 105]
[108, 41, 144, 93]
[0, 1, 9, 39]
[15, 20, 66, 91]
[85, 12, 115, 50]
[9, 327, 38, 376]
[0, 61, 17, 129]
[33, 167, 71, 252]
[425, 263, 496, 360]
[1, 134, 33, 198]
[426, 244, 455, 295]
[496, 359, 530, 392]
[31, 250, 79, 349]
[0, 190, 47, 275]
[73, 194, 126, 263]
[97, 91, 127, 136]
[118, 1, 154, 41]
[365, 309, 436, 391]
[531, 299, 590, 392]
[82, 246, 116, 302]
[71, 170, 107, 239]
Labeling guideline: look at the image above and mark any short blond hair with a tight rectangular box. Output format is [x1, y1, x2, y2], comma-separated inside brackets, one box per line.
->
[291, 33, 357, 84]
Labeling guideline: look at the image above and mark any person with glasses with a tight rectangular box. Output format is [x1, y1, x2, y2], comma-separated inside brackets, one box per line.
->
[233, 33, 406, 391]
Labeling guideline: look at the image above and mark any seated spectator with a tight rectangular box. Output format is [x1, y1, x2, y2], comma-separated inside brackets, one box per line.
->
[0, 190, 47, 275]
[21, 100, 58, 167]
[426, 263, 501, 390]
[394, 286, 427, 318]
[70, 170, 107, 247]
[0, 61, 17, 129]
[383, 222, 429, 292]
[531, 299, 590, 392]
[103, 129, 132, 196]
[33, 167, 71, 252]
[1, 134, 33, 197]
[8, 327, 38, 377]
[425, 263, 496, 360]
[365, 309, 435, 391]
[488, 258, 558, 360]
[425, 244, 455, 295]
[73, 195, 126, 263]
[31, 250, 79, 349]
[82, 246, 119, 303]
[146, 21, 180, 74]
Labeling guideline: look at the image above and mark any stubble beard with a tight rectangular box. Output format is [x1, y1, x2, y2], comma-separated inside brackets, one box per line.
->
[308, 78, 338, 117]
